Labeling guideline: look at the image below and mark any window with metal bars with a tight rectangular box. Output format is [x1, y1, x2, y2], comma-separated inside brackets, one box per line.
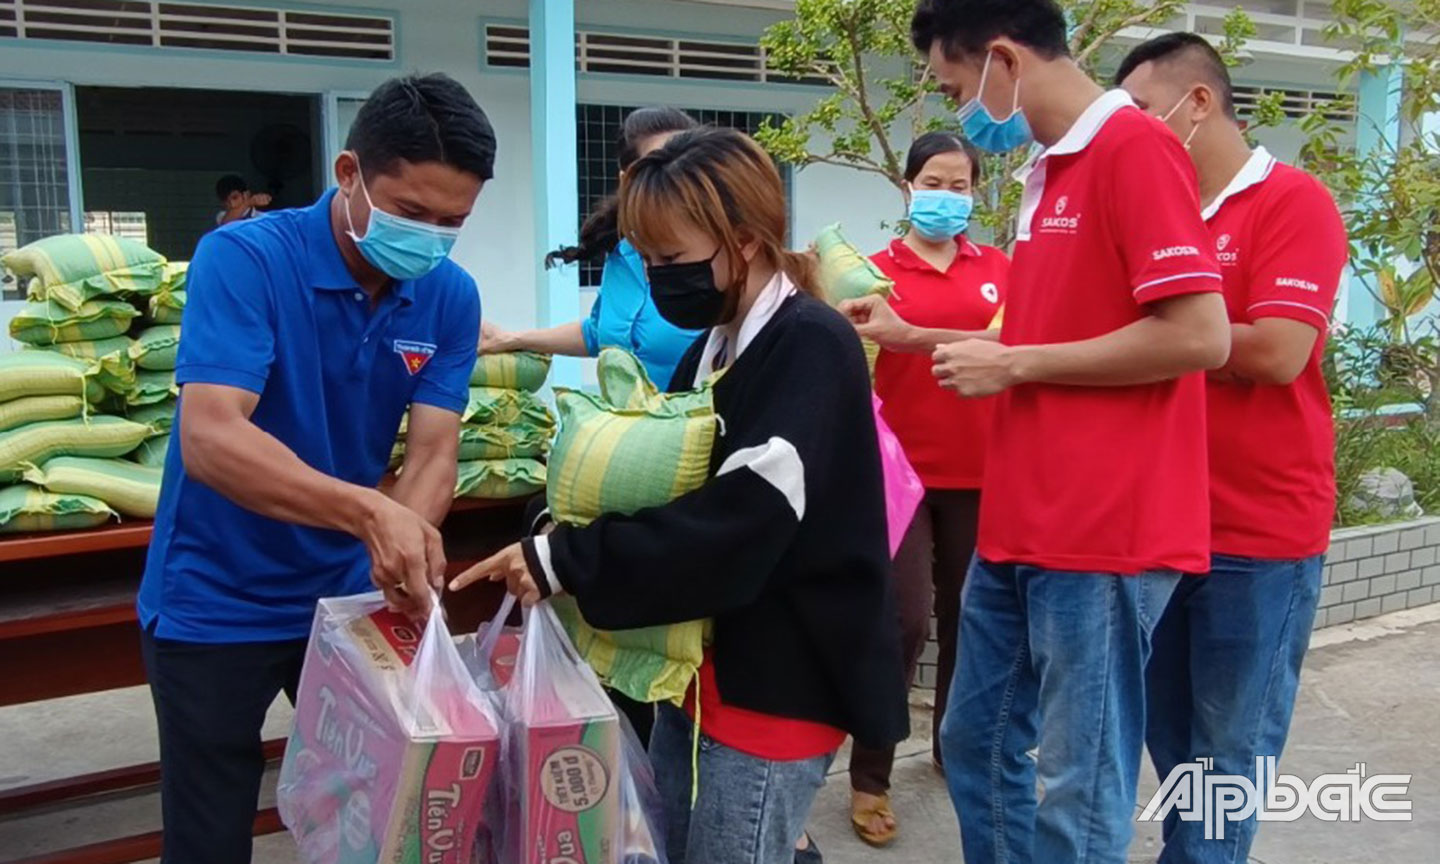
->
[0, 87, 73, 299]
[483, 24, 829, 86]
[0, 0, 395, 60]
[574, 104, 793, 288]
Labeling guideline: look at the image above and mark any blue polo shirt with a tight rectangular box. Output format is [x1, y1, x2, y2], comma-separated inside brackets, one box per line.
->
[138, 189, 481, 643]
[580, 239, 701, 390]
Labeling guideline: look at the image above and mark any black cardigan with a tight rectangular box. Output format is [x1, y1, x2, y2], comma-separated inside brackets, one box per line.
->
[525, 293, 909, 749]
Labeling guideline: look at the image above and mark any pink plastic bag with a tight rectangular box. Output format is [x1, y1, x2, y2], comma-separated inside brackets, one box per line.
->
[277, 592, 502, 864]
[874, 393, 924, 558]
[465, 595, 669, 864]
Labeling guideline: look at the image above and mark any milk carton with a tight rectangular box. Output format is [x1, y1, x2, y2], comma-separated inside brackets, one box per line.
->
[501, 604, 623, 864]
[279, 595, 502, 864]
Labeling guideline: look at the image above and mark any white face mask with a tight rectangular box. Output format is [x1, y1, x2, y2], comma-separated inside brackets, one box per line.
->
[1162, 93, 1202, 150]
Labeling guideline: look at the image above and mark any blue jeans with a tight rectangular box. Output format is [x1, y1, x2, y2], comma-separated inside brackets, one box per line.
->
[649, 703, 834, 864]
[1146, 554, 1325, 864]
[940, 558, 1180, 864]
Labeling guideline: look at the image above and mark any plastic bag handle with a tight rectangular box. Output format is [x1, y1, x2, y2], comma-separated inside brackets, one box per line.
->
[472, 592, 517, 676]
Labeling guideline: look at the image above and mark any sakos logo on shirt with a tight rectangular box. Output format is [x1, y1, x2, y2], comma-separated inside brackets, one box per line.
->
[1152, 245, 1200, 261]
[980, 282, 1000, 303]
[1040, 195, 1081, 234]
[394, 340, 437, 375]
[1216, 233, 1240, 266]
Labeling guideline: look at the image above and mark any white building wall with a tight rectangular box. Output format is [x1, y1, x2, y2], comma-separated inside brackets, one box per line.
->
[0, 0, 1359, 336]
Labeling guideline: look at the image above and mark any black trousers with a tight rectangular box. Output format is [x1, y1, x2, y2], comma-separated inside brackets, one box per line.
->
[849, 488, 981, 794]
[140, 627, 308, 864]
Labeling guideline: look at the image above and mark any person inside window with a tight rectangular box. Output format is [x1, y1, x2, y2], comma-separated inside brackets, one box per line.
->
[214, 174, 271, 226]
[452, 127, 908, 864]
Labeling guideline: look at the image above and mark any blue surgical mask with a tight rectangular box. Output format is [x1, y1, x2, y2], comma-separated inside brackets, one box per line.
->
[344, 163, 460, 281]
[908, 188, 974, 241]
[957, 51, 1033, 154]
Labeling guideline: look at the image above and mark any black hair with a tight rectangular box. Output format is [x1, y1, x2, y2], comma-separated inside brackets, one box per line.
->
[546, 106, 698, 268]
[911, 0, 1069, 61]
[1114, 32, 1236, 120]
[903, 132, 983, 185]
[345, 73, 496, 182]
[215, 174, 248, 201]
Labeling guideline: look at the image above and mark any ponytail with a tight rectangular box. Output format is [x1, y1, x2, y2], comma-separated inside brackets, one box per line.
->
[545, 196, 620, 268]
[545, 106, 698, 270]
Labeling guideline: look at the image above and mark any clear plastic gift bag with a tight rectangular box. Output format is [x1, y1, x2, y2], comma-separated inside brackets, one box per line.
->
[277, 591, 502, 864]
[464, 595, 668, 864]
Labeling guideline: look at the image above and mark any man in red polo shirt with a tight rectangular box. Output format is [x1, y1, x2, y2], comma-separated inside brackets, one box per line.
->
[909, 2, 1231, 862]
[1117, 33, 1347, 864]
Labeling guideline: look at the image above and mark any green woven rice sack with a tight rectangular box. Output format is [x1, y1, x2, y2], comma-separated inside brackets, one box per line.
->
[462, 387, 553, 428]
[469, 351, 552, 392]
[24, 456, 162, 518]
[391, 419, 554, 467]
[25, 339, 137, 395]
[814, 223, 894, 304]
[30, 335, 132, 362]
[160, 261, 187, 292]
[549, 351, 719, 526]
[596, 348, 713, 415]
[128, 398, 176, 436]
[459, 421, 553, 460]
[814, 223, 893, 374]
[0, 352, 105, 403]
[549, 595, 707, 705]
[149, 289, 186, 325]
[130, 370, 177, 406]
[0, 417, 153, 483]
[0, 395, 87, 433]
[9, 298, 139, 346]
[131, 434, 171, 467]
[3, 234, 166, 311]
[0, 484, 115, 533]
[454, 458, 547, 499]
[546, 348, 718, 704]
[130, 325, 181, 371]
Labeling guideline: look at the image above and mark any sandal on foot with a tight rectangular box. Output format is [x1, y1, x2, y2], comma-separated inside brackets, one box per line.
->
[851, 794, 898, 847]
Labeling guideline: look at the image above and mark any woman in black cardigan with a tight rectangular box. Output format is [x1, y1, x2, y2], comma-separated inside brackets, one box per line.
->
[451, 127, 907, 864]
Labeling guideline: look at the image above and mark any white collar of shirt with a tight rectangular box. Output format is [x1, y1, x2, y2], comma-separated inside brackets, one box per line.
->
[1015, 89, 1136, 241]
[694, 271, 797, 386]
[1201, 146, 1277, 221]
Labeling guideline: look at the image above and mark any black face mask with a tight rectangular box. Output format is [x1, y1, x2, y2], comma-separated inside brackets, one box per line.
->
[647, 250, 733, 330]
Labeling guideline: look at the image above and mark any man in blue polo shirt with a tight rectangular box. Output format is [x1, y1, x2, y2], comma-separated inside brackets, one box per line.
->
[136, 73, 493, 864]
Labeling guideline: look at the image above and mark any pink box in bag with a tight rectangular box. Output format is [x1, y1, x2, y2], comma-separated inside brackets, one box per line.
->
[279, 595, 501, 864]
[495, 602, 622, 864]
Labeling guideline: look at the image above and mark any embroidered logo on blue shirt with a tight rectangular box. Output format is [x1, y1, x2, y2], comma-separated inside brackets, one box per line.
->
[394, 339, 437, 375]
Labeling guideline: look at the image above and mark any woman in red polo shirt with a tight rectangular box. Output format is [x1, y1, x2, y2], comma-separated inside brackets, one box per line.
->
[842, 132, 1008, 848]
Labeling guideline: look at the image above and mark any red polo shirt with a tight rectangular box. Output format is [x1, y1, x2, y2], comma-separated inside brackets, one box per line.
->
[871, 237, 1009, 489]
[1204, 150, 1346, 558]
[979, 91, 1222, 575]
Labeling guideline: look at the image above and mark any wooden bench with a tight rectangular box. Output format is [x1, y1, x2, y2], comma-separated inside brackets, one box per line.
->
[0, 498, 523, 864]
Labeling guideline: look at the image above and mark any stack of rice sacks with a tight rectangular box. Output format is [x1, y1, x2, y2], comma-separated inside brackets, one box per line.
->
[813, 223, 895, 375]
[0, 234, 181, 531]
[392, 350, 555, 499]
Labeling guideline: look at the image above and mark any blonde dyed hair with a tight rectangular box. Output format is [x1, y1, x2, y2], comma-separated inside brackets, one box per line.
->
[617, 126, 819, 298]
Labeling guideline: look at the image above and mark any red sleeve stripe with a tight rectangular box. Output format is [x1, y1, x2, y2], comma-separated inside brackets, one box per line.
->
[1248, 300, 1330, 325]
[1132, 271, 1223, 295]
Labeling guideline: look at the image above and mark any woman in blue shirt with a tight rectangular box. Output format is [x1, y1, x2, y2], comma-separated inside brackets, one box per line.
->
[482, 107, 701, 389]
